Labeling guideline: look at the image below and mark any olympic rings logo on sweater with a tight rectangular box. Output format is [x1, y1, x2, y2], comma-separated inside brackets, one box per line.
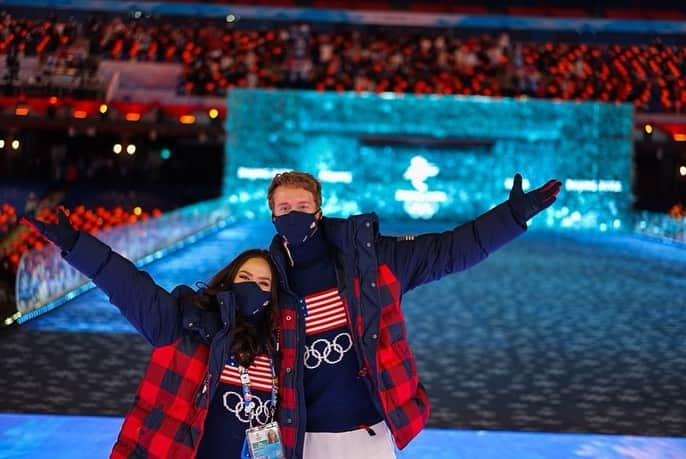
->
[303, 332, 353, 369]
[222, 391, 273, 424]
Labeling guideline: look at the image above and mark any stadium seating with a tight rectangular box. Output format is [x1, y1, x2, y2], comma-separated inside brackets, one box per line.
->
[0, 13, 683, 113]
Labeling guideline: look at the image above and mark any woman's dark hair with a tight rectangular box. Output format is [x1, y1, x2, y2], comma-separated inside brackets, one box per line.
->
[192, 248, 278, 367]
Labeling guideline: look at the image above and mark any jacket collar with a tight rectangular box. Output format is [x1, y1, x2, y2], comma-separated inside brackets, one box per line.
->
[269, 212, 379, 273]
[214, 290, 237, 327]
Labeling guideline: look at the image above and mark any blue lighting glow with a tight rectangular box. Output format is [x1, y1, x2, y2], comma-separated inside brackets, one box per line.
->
[1, 414, 685, 459]
[224, 89, 634, 229]
[237, 166, 291, 180]
[317, 169, 353, 184]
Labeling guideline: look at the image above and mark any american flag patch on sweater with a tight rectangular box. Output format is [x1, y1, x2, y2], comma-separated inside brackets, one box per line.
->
[220, 354, 275, 392]
[304, 288, 348, 335]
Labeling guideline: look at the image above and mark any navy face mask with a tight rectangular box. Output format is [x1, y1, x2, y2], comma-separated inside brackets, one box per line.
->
[232, 281, 271, 323]
[273, 210, 320, 246]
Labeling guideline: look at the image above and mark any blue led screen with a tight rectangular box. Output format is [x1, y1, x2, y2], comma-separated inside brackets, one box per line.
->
[224, 89, 634, 230]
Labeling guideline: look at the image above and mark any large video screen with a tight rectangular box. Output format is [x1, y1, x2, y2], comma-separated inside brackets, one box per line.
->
[224, 89, 633, 230]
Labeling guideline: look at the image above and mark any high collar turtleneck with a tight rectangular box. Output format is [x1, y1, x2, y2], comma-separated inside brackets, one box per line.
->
[283, 226, 338, 297]
[284, 225, 330, 267]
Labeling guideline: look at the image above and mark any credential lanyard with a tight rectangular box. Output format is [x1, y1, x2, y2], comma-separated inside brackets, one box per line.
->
[238, 358, 278, 428]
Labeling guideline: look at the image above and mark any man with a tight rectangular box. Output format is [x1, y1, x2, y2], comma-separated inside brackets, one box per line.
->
[267, 171, 561, 459]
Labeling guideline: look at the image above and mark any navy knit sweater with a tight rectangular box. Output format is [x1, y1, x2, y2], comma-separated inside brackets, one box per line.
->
[286, 228, 381, 432]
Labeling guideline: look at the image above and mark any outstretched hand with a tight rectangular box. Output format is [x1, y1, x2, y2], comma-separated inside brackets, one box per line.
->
[20, 206, 79, 252]
[508, 173, 562, 226]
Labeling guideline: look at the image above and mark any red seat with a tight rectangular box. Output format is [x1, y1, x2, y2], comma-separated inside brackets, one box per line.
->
[507, 5, 547, 17]
[605, 8, 646, 19]
[352, 0, 391, 11]
[312, 0, 349, 9]
[409, 3, 449, 13]
[546, 7, 588, 18]
[450, 4, 488, 15]
[645, 9, 686, 20]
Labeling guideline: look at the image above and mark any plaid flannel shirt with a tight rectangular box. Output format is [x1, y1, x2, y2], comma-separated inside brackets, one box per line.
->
[270, 200, 525, 459]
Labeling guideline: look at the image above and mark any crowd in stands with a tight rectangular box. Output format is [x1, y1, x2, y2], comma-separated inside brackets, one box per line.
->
[0, 203, 17, 302]
[179, 27, 686, 113]
[2, 202, 166, 318]
[0, 199, 159, 316]
[668, 202, 686, 220]
[0, 175, 219, 281]
[0, 13, 101, 97]
[0, 204, 16, 237]
[1, 12, 684, 113]
[1, 200, 163, 315]
[124, 0, 686, 21]
[2, 192, 229, 318]
[1, 203, 160, 272]
[0, 13, 78, 56]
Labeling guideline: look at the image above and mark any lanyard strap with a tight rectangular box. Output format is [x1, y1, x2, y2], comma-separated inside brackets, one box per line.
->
[237, 357, 278, 427]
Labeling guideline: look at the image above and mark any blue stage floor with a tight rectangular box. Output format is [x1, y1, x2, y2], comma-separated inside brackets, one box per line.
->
[1, 413, 686, 459]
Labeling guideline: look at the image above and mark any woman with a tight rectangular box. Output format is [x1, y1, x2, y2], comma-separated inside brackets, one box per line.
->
[22, 209, 283, 459]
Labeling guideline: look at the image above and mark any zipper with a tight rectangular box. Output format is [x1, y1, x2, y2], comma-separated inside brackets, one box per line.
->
[293, 294, 306, 459]
[195, 372, 211, 405]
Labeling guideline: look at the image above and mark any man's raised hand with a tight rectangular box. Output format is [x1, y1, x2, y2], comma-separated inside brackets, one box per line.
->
[508, 173, 562, 226]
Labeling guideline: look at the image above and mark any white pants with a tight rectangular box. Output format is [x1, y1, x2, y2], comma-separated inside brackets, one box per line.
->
[303, 421, 397, 459]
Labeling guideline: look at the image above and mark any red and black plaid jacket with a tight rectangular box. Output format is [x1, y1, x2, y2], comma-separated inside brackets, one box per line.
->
[63, 232, 239, 458]
[270, 201, 525, 459]
[111, 337, 212, 458]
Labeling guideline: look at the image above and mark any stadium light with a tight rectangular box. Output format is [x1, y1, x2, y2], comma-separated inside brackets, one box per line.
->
[127, 144, 136, 155]
[113, 144, 122, 154]
[11, 140, 20, 150]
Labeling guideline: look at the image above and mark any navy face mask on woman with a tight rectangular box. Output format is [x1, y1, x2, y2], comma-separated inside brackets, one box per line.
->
[232, 281, 271, 323]
[273, 210, 320, 246]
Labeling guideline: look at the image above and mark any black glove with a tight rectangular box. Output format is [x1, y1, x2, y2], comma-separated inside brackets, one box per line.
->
[508, 173, 562, 226]
[20, 206, 79, 253]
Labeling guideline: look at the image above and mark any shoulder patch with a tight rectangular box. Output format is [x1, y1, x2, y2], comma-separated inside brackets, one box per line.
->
[396, 235, 416, 241]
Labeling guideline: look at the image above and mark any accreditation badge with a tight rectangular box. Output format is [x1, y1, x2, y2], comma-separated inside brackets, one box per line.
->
[245, 422, 284, 459]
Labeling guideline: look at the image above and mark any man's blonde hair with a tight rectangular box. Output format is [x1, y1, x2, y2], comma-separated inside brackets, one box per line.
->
[267, 171, 322, 212]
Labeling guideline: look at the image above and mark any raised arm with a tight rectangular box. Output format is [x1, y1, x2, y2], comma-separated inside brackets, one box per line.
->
[22, 208, 185, 346]
[379, 173, 561, 293]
